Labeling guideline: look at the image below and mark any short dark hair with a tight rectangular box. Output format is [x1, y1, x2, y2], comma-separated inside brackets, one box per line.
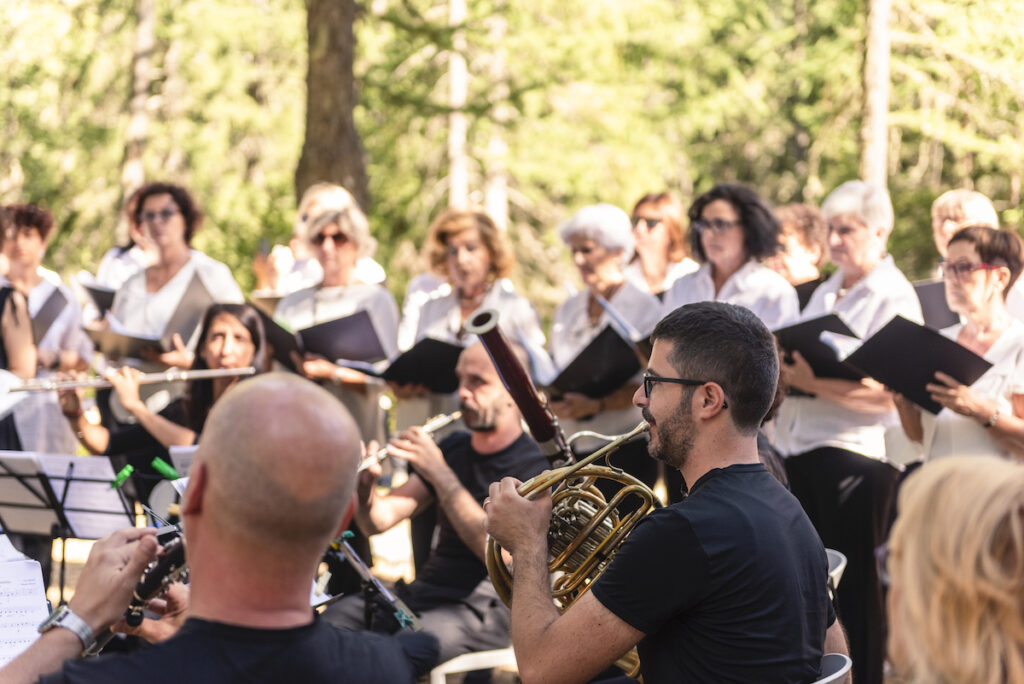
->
[774, 203, 827, 257]
[134, 182, 203, 244]
[652, 302, 778, 434]
[8, 204, 55, 241]
[948, 225, 1024, 297]
[687, 183, 781, 262]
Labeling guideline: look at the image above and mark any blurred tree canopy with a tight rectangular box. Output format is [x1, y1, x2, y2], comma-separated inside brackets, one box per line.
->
[1, 0, 1022, 320]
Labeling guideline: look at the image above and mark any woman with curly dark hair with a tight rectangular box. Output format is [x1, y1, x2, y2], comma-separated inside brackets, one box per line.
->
[662, 183, 798, 329]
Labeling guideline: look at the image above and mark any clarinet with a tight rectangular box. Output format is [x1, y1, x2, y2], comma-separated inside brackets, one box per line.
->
[87, 530, 189, 655]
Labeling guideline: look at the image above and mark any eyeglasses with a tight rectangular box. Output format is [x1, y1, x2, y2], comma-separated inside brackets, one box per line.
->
[940, 260, 1003, 280]
[693, 218, 740, 235]
[140, 208, 180, 225]
[642, 372, 728, 408]
[633, 217, 661, 230]
[312, 231, 350, 247]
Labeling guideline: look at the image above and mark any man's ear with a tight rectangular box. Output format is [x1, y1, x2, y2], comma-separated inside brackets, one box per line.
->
[181, 462, 208, 517]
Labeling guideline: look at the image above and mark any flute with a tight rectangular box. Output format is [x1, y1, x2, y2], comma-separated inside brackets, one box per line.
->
[11, 366, 257, 393]
[357, 410, 462, 472]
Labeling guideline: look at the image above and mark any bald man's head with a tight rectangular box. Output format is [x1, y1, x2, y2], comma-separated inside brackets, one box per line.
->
[191, 373, 361, 556]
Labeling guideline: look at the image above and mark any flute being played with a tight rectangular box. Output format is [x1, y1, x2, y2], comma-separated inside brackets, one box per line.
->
[11, 366, 256, 393]
[357, 410, 462, 472]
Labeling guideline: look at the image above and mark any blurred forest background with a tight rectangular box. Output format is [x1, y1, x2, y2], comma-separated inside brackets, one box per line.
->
[2, 0, 1022, 322]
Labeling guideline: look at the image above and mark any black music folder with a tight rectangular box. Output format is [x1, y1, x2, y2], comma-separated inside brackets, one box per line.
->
[774, 314, 864, 381]
[544, 325, 641, 399]
[161, 274, 215, 348]
[914, 279, 959, 330]
[83, 327, 165, 360]
[257, 308, 388, 372]
[30, 287, 68, 344]
[382, 338, 464, 394]
[843, 315, 992, 414]
[83, 283, 116, 317]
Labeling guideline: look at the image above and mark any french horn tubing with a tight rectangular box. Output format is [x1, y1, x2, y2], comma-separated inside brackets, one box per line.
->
[466, 309, 656, 677]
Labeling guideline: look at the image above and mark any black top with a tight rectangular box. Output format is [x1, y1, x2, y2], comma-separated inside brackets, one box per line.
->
[414, 431, 548, 597]
[39, 616, 428, 684]
[591, 463, 834, 684]
[0, 287, 21, 450]
[106, 399, 190, 455]
[795, 276, 827, 311]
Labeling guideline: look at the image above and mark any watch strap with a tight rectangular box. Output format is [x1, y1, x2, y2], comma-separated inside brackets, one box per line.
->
[39, 605, 97, 654]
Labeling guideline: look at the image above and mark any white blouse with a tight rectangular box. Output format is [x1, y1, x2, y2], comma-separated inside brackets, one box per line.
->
[662, 260, 799, 330]
[8, 268, 94, 453]
[774, 255, 924, 459]
[550, 282, 662, 453]
[920, 320, 1024, 461]
[394, 278, 544, 432]
[623, 257, 700, 295]
[275, 282, 399, 443]
[96, 245, 150, 290]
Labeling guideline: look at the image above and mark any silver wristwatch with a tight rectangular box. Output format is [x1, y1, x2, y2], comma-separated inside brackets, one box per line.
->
[38, 605, 97, 654]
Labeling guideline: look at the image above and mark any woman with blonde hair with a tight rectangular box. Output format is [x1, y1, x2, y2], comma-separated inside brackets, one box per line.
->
[887, 455, 1024, 684]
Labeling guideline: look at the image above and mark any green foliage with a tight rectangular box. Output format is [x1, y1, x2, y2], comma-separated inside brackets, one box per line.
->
[2, 0, 1023, 313]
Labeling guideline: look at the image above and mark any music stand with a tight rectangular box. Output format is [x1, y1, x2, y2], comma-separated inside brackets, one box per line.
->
[0, 451, 135, 604]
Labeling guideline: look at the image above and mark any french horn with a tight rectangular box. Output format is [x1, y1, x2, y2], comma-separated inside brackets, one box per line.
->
[465, 310, 658, 678]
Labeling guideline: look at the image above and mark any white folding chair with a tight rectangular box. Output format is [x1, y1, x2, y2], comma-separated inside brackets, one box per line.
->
[428, 647, 518, 684]
[812, 652, 852, 684]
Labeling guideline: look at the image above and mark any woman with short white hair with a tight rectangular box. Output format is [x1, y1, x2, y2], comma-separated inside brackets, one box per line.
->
[776, 179, 922, 684]
[549, 203, 662, 500]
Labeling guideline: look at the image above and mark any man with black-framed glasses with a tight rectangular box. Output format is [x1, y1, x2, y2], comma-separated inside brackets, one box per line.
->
[486, 302, 847, 683]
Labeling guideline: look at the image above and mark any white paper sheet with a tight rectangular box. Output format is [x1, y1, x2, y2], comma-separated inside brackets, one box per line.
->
[0, 537, 49, 666]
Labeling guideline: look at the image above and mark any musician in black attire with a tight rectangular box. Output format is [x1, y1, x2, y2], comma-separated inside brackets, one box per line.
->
[324, 342, 548, 667]
[486, 303, 847, 683]
[59, 303, 264, 504]
[1, 373, 431, 684]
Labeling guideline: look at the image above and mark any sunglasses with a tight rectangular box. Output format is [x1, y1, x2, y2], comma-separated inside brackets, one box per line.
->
[140, 208, 180, 225]
[940, 260, 1003, 279]
[312, 231, 351, 247]
[642, 372, 728, 408]
[693, 218, 741, 235]
[633, 217, 661, 229]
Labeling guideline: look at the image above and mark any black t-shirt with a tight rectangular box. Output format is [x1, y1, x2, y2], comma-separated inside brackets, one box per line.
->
[414, 431, 548, 594]
[39, 616, 426, 684]
[591, 463, 834, 684]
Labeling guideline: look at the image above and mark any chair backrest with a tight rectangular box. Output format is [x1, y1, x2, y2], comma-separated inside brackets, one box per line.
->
[812, 652, 852, 684]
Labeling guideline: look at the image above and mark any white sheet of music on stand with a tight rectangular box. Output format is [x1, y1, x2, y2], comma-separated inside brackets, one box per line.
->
[0, 534, 49, 666]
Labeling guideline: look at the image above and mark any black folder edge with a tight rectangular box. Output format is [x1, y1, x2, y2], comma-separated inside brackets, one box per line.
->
[297, 309, 388, 365]
[843, 315, 993, 415]
[161, 274, 216, 349]
[773, 314, 865, 382]
[83, 283, 116, 317]
[913, 279, 960, 331]
[543, 325, 642, 400]
[31, 287, 69, 344]
[253, 306, 302, 373]
[382, 338, 464, 394]
[83, 327, 166, 360]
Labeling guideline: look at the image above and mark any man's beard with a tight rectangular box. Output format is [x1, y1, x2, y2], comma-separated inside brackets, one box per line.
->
[643, 405, 695, 471]
[461, 400, 498, 432]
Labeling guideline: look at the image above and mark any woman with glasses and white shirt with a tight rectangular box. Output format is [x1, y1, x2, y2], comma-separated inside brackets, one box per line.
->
[896, 226, 1024, 461]
[661, 183, 798, 330]
[775, 180, 922, 684]
[274, 194, 399, 445]
[624, 192, 699, 296]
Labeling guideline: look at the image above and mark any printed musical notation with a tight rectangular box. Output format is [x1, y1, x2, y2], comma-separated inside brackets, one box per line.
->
[0, 541, 49, 666]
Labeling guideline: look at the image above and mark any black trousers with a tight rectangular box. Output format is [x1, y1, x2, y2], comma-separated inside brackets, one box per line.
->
[785, 446, 900, 684]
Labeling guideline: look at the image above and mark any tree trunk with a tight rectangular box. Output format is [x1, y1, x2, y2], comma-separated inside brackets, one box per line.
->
[295, 0, 369, 209]
[483, 8, 509, 230]
[859, 0, 892, 187]
[119, 0, 155, 240]
[447, 0, 469, 209]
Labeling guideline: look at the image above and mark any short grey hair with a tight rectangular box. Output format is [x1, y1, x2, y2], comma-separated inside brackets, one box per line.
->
[558, 203, 634, 261]
[306, 206, 377, 259]
[821, 180, 894, 236]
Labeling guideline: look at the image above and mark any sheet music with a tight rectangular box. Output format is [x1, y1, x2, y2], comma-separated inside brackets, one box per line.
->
[0, 539, 49, 666]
